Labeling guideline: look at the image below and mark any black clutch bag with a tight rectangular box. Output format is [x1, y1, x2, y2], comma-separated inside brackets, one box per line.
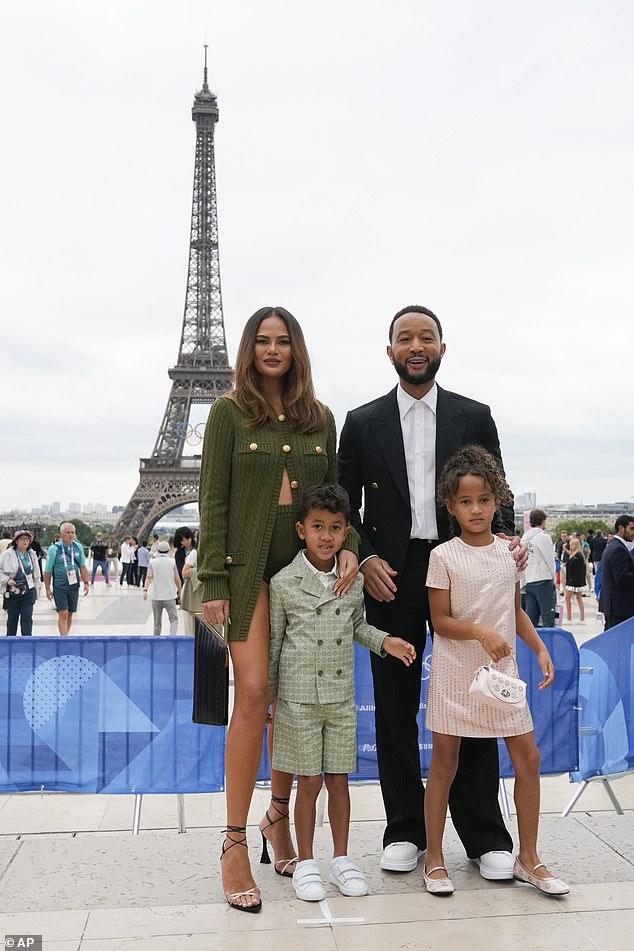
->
[192, 614, 229, 726]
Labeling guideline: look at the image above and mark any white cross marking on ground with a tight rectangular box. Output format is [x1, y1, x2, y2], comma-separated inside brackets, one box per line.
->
[297, 898, 365, 926]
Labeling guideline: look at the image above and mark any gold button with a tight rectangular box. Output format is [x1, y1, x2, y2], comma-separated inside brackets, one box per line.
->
[278, 414, 286, 422]
[225, 555, 233, 565]
[290, 480, 299, 489]
[249, 443, 257, 451]
[282, 444, 291, 453]
[371, 482, 379, 490]
[315, 446, 323, 454]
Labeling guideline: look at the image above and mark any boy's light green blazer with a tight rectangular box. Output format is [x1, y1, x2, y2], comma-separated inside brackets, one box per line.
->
[269, 551, 387, 704]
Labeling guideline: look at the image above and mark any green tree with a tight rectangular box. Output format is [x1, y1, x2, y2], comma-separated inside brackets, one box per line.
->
[550, 519, 612, 541]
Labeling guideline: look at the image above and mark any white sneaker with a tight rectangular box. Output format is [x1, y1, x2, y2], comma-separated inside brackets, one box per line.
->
[330, 857, 368, 896]
[473, 851, 514, 880]
[293, 859, 325, 901]
[380, 841, 424, 872]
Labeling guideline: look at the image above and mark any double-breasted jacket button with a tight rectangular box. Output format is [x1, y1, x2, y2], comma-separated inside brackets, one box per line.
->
[282, 444, 291, 453]
[336, 638, 342, 645]
[318, 670, 323, 676]
[372, 526, 378, 533]
[278, 414, 286, 422]
[315, 446, 323, 454]
[225, 555, 233, 565]
[290, 480, 299, 489]
[336, 669, 342, 676]
[335, 608, 340, 616]
[371, 482, 379, 490]
[316, 608, 321, 616]
[317, 639, 323, 646]
[249, 443, 257, 451]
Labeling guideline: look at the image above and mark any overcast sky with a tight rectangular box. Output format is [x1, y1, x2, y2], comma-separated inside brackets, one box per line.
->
[2, 0, 632, 512]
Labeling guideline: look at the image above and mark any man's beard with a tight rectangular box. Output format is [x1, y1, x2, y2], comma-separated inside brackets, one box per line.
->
[392, 354, 442, 386]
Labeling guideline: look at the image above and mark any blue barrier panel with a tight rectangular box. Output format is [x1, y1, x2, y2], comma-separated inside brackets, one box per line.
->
[258, 628, 579, 782]
[498, 627, 579, 777]
[570, 616, 634, 782]
[0, 637, 225, 794]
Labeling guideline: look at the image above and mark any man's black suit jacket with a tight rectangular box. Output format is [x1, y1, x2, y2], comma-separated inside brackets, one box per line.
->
[338, 384, 515, 583]
[599, 538, 634, 620]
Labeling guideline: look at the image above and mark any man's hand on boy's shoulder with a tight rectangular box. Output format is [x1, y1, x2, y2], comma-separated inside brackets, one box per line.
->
[381, 635, 416, 667]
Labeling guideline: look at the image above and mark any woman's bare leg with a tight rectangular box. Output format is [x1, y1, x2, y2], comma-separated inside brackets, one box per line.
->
[221, 583, 271, 908]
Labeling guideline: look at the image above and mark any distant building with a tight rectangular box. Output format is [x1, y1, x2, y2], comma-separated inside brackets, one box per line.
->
[515, 492, 537, 512]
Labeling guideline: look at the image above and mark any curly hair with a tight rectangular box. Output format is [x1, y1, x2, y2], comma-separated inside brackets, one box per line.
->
[437, 445, 513, 513]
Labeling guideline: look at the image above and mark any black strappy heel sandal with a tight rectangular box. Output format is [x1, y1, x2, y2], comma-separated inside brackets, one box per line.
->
[220, 826, 262, 913]
[258, 795, 298, 877]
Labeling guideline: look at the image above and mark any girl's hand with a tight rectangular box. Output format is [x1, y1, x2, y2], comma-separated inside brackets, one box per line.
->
[382, 635, 416, 666]
[202, 599, 230, 627]
[334, 550, 358, 597]
[537, 648, 555, 690]
[479, 627, 512, 663]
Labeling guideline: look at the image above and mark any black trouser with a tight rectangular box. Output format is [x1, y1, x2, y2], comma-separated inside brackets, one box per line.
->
[120, 563, 131, 585]
[366, 538, 512, 857]
[604, 614, 629, 631]
[138, 566, 148, 587]
[6, 588, 36, 636]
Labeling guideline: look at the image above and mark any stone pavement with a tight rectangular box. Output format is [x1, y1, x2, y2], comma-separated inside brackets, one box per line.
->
[0, 577, 632, 949]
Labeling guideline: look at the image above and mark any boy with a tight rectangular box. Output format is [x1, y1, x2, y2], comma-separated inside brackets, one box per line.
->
[268, 484, 415, 902]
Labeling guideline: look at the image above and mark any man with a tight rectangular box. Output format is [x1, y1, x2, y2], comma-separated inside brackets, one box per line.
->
[588, 530, 607, 573]
[142, 540, 181, 635]
[90, 532, 110, 586]
[44, 522, 89, 635]
[555, 530, 570, 594]
[338, 305, 519, 881]
[106, 531, 120, 579]
[598, 515, 634, 630]
[521, 509, 556, 627]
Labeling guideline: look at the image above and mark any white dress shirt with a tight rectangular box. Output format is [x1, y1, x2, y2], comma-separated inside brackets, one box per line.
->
[396, 383, 439, 540]
[301, 550, 339, 588]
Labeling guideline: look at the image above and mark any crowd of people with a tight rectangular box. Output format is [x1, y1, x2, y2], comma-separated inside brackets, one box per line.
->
[522, 518, 634, 630]
[0, 524, 201, 636]
[2, 303, 633, 912]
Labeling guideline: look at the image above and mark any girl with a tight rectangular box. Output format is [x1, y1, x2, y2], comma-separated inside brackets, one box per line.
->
[423, 445, 569, 897]
[198, 307, 359, 912]
[564, 537, 586, 623]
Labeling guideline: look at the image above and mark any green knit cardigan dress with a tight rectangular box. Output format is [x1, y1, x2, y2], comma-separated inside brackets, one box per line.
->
[197, 395, 358, 641]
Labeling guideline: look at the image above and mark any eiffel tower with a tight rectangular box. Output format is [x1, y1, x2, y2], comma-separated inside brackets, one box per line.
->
[115, 49, 233, 540]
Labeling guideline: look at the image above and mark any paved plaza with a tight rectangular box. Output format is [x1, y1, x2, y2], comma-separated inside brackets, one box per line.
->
[0, 578, 632, 949]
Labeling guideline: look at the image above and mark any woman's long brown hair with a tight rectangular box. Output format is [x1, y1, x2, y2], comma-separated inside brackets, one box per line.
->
[229, 306, 326, 432]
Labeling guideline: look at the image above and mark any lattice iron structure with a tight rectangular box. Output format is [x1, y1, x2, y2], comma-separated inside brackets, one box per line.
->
[115, 51, 233, 541]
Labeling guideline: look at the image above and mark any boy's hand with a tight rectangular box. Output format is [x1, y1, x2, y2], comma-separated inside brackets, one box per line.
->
[382, 635, 416, 666]
[537, 647, 555, 690]
[334, 550, 358, 597]
[479, 627, 512, 663]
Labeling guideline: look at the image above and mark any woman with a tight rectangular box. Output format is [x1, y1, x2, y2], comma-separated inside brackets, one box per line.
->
[173, 526, 195, 583]
[564, 537, 586, 623]
[0, 530, 41, 636]
[180, 543, 201, 635]
[198, 306, 358, 912]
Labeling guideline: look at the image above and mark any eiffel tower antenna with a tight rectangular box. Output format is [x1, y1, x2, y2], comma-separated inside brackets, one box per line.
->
[115, 50, 234, 540]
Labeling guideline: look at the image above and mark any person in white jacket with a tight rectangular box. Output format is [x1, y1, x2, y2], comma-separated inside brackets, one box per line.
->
[521, 510, 557, 628]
